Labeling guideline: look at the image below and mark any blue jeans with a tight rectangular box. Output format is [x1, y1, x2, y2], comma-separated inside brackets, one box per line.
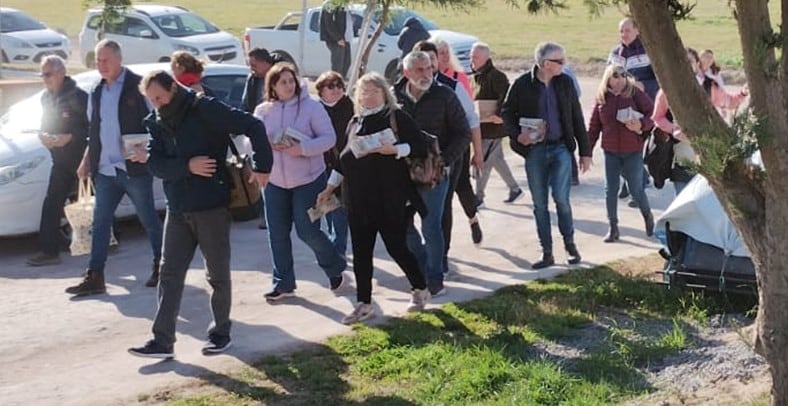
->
[524, 143, 574, 253]
[325, 206, 349, 256]
[604, 151, 652, 223]
[89, 170, 162, 272]
[407, 176, 450, 284]
[264, 175, 346, 292]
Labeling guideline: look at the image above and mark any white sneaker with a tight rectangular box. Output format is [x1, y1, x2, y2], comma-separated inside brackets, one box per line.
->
[406, 289, 430, 312]
[342, 302, 375, 325]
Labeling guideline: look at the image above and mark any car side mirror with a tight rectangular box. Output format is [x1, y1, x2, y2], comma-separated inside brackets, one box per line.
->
[139, 30, 156, 39]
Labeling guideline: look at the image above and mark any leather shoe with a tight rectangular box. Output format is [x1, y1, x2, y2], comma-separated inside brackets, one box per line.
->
[532, 253, 555, 270]
[603, 224, 620, 243]
[566, 243, 582, 265]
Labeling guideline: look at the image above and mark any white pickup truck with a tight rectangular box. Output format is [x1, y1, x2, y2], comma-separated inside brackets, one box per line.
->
[243, 5, 479, 81]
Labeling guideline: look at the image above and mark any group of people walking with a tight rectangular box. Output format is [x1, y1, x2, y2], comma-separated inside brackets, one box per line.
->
[24, 13, 746, 359]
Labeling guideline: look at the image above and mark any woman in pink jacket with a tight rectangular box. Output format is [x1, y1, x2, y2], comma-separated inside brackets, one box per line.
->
[254, 63, 347, 302]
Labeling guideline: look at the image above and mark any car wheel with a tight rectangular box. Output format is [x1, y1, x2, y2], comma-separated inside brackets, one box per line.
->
[85, 52, 96, 68]
[385, 59, 400, 84]
[1, 49, 8, 63]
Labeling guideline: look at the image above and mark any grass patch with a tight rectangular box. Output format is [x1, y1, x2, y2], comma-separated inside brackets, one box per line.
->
[152, 256, 756, 405]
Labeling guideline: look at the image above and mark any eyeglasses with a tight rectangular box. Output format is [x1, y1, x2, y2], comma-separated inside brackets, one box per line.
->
[325, 82, 344, 90]
[611, 71, 628, 79]
[546, 58, 565, 65]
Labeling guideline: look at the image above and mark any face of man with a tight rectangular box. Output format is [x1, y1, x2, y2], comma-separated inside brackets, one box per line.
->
[403, 57, 433, 92]
[541, 50, 565, 78]
[40, 63, 66, 93]
[619, 20, 638, 46]
[470, 47, 488, 71]
[144, 81, 175, 110]
[249, 58, 272, 78]
[96, 46, 123, 82]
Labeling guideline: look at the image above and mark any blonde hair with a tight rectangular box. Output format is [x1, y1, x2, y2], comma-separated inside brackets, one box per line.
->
[430, 35, 464, 73]
[596, 64, 637, 105]
[353, 72, 399, 115]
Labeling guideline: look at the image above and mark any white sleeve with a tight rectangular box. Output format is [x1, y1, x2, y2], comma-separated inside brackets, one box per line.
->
[327, 169, 344, 186]
[395, 143, 411, 159]
[455, 86, 480, 129]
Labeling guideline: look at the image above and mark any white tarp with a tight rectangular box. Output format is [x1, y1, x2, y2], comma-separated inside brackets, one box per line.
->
[656, 175, 751, 258]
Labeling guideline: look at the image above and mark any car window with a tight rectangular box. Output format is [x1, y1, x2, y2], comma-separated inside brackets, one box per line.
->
[1, 11, 46, 33]
[202, 75, 247, 109]
[150, 12, 219, 38]
[124, 17, 156, 38]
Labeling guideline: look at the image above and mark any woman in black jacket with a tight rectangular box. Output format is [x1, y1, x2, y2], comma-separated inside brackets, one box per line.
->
[316, 72, 430, 324]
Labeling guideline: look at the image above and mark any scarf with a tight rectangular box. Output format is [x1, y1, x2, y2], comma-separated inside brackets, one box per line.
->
[156, 86, 192, 133]
[176, 72, 201, 88]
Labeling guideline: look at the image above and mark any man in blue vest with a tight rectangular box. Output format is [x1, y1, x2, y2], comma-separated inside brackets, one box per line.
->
[66, 39, 163, 296]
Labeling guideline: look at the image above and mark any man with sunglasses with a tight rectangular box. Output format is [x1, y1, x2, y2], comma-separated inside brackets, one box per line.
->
[26, 55, 89, 267]
[502, 42, 592, 270]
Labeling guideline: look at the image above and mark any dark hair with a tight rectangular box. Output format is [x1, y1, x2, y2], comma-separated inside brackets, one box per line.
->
[170, 50, 204, 75]
[264, 62, 301, 101]
[315, 70, 346, 93]
[412, 40, 438, 56]
[139, 70, 177, 93]
[686, 47, 700, 64]
[248, 47, 273, 64]
[701, 49, 721, 75]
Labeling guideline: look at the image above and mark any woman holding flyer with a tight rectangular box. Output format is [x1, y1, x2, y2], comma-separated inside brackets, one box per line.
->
[587, 64, 655, 242]
[253, 62, 347, 302]
[317, 72, 431, 324]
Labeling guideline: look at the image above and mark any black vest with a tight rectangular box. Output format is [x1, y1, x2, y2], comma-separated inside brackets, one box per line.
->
[88, 69, 150, 177]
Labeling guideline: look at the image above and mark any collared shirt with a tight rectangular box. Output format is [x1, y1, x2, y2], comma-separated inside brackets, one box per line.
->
[538, 79, 562, 141]
[87, 68, 127, 176]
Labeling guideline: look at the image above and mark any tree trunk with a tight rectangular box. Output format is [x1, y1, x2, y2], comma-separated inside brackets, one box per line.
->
[358, 0, 391, 77]
[629, 0, 788, 404]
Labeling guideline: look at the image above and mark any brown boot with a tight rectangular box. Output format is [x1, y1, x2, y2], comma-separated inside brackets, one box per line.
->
[65, 270, 106, 296]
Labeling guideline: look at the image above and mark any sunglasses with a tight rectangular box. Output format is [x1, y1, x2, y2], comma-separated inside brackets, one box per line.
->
[611, 71, 628, 79]
[325, 82, 344, 90]
[546, 58, 565, 65]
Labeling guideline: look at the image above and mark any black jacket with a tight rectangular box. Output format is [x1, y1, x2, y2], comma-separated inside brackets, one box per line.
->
[87, 69, 150, 177]
[40, 76, 89, 170]
[144, 91, 273, 213]
[472, 59, 510, 139]
[397, 17, 430, 58]
[392, 77, 471, 167]
[319, 4, 348, 43]
[241, 73, 263, 113]
[338, 108, 427, 223]
[322, 95, 354, 172]
[502, 65, 591, 158]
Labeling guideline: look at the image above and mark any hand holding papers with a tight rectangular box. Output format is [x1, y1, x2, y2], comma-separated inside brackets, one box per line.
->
[616, 107, 644, 123]
[308, 194, 342, 222]
[519, 117, 546, 143]
[272, 127, 310, 148]
[349, 128, 397, 158]
[475, 100, 499, 123]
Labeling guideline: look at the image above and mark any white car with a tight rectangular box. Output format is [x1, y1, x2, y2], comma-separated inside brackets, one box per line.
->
[0, 7, 70, 65]
[79, 5, 244, 68]
[0, 63, 250, 237]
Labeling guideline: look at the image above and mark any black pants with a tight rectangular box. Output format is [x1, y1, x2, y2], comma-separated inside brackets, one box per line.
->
[349, 215, 426, 304]
[327, 42, 351, 78]
[442, 149, 477, 261]
[39, 164, 78, 255]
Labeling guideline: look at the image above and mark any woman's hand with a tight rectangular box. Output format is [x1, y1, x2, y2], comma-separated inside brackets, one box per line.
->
[370, 143, 398, 156]
[316, 187, 335, 205]
[624, 119, 642, 134]
[127, 146, 149, 163]
[273, 143, 304, 157]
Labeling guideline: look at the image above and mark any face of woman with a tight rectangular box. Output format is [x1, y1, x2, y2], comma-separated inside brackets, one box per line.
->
[700, 53, 713, 71]
[437, 46, 451, 71]
[145, 82, 175, 109]
[171, 63, 185, 77]
[319, 80, 345, 105]
[359, 83, 384, 110]
[273, 71, 297, 101]
[607, 69, 627, 93]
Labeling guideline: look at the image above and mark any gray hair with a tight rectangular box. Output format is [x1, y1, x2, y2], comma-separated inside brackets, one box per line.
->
[41, 55, 66, 72]
[95, 39, 123, 58]
[534, 42, 565, 68]
[471, 42, 490, 56]
[403, 51, 431, 70]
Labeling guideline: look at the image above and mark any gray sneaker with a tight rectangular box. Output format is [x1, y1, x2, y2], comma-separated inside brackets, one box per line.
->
[342, 302, 375, 325]
[406, 289, 430, 312]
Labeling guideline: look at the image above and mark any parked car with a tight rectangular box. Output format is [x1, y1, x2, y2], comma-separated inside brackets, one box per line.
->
[0, 7, 70, 64]
[79, 5, 244, 68]
[0, 63, 250, 237]
[243, 5, 478, 81]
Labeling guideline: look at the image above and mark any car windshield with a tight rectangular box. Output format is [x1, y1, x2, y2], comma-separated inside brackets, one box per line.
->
[376, 9, 437, 36]
[1, 11, 47, 33]
[150, 12, 219, 37]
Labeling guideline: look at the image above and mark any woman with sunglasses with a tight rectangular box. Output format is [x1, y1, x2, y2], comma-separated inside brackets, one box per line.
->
[588, 64, 655, 242]
[315, 71, 354, 259]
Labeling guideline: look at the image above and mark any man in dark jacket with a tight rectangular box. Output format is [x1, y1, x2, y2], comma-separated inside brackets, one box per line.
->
[393, 51, 471, 296]
[469, 42, 522, 207]
[502, 42, 592, 270]
[128, 71, 273, 359]
[608, 18, 658, 100]
[26, 55, 89, 267]
[67, 39, 163, 296]
[241, 47, 274, 114]
[397, 17, 430, 59]
[319, 1, 353, 77]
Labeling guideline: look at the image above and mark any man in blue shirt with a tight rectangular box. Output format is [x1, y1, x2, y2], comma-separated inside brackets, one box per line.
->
[502, 42, 592, 269]
[66, 39, 163, 296]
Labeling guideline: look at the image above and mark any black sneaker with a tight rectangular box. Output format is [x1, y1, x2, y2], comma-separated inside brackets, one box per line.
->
[329, 274, 345, 291]
[475, 197, 485, 209]
[470, 221, 483, 244]
[427, 279, 445, 296]
[628, 199, 639, 208]
[202, 335, 232, 355]
[566, 244, 582, 265]
[504, 188, 523, 203]
[145, 260, 160, 288]
[128, 339, 174, 359]
[65, 270, 106, 296]
[532, 253, 555, 270]
[264, 289, 295, 302]
[26, 252, 61, 267]
[618, 184, 630, 199]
